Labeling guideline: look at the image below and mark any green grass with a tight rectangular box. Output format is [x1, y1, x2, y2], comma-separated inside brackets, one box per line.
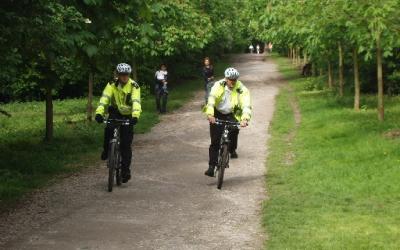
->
[0, 58, 230, 206]
[264, 55, 400, 249]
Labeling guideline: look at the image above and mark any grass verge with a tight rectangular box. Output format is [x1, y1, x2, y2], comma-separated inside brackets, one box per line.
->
[264, 55, 400, 249]
[0, 59, 230, 207]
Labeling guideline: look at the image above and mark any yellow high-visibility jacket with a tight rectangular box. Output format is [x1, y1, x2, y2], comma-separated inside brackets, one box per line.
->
[206, 79, 252, 121]
[95, 78, 142, 118]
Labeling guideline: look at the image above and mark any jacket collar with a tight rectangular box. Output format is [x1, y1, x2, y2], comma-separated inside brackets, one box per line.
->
[116, 78, 133, 93]
[223, 80, 242, 91]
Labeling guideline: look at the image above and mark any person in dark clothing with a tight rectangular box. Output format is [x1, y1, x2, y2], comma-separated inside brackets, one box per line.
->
[154, 64, 168, 113]
[202, 57, 214, 104]
[302, 63, 312, 77]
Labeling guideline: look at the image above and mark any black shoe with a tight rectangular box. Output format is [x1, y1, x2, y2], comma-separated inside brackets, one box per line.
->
[230, 151, 238, 159]
[122, 169, 131, 183]
[204, 166, 215, 177]
[101, 151, 108, 160]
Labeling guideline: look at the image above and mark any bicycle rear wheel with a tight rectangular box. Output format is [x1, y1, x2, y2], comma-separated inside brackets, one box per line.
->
[107, 142, 117, 192]
[217, 144, 229, 189]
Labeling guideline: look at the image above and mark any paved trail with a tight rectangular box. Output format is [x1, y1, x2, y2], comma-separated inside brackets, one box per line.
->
[0, 54, 280, 250]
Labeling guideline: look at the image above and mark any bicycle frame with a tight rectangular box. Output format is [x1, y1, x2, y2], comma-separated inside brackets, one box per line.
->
[103, 118, 131, 191]
[110, 127, 121, 169]
[105, 119, 131, 170]
[215, 120, 240, 157]
[215, 119, 240, 147]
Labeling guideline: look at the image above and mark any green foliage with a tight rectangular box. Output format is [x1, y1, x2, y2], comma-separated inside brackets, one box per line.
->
[255, 0, 400, 120]
[257, 0, 400, 66]
[0, 0, 251, 102]
[302, 77, 325, 92]
[264, 56, 400, 249]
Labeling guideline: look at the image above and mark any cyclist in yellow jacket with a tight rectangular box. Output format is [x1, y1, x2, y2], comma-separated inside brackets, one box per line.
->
[95, 63, 141, 183]
[204, 67, 252, 177]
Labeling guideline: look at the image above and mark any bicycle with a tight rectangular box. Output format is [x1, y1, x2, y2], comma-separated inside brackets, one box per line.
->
[103, 118, 131, 192]
[214, 119, 240, 189]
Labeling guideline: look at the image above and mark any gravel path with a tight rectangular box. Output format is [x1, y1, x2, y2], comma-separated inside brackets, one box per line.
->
[0, 54, 280, 250]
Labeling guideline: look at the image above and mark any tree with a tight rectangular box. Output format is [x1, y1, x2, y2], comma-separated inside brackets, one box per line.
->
[257, 0, 400, 121]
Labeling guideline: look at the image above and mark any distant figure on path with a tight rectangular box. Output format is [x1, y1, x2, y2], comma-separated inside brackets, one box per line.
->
[154, 64, 168, 113]
[268, 42, 273, 53]
[249, 44, 254, 54]
[202, 57, 214, 104]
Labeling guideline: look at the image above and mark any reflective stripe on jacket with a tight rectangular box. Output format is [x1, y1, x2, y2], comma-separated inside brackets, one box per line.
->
[95, 78, 142, 118]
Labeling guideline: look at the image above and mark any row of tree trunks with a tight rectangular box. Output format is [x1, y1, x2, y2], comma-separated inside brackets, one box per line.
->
[287, 43, 383, 120]
[288, 47, 304, 67]
[296, 41, 383, 120]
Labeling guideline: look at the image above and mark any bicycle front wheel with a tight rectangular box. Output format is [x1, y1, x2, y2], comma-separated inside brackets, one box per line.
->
[107, 142, 117, 192]
[217, 144, 229, 189]
[115, 152, 122, 186]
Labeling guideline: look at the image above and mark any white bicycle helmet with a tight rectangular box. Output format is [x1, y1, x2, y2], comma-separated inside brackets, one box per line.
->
[224, 67, 240, 80]
[116, 63, 132, 74]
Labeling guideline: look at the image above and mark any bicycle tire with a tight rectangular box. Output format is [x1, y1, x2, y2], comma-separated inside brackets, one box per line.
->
[116, 152, 122, 186]
[217, 144, 229, 189]
[107, 141, 116, 192]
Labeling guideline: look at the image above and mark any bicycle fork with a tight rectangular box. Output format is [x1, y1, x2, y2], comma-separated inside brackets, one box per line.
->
[218, 128, 231, 169]
[109, 128, 121, 170]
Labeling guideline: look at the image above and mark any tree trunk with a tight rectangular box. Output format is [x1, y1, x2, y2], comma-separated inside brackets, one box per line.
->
[376, 35, 384, 121]
[132, 58, 138, 82]
[296, 47, 300, 66]
[328, 62, 333, 88]
[86, 70, 94, 121]
[312, 62, 317, 76]
[45, 86, 53, 142]
[319, 68, 323, 76]
[338, 42, 344, 97]
[298, 48, 302, 65]
[292, 48, 296, 64]
[353, 48, 360, 111]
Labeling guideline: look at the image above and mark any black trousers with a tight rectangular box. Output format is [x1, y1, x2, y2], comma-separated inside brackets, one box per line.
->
[103, 107, 134, 171]
[155, 82, 168, 113]
[209, 111, 239, 167]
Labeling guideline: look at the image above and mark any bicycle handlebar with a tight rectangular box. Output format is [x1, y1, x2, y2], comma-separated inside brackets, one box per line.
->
[215, 119, 241, 127]
[103, 118, 131, 126]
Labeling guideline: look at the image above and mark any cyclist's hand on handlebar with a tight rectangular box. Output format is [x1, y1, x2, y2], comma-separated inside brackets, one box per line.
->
[95, 114, 104, 124]
[240, 120, 248, 127]
[208, 115, 216, 124]
[129, 117, 138, 125]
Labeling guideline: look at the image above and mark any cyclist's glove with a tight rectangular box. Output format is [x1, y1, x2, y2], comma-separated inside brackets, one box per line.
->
[95, 114, 104, 124]
[130, 117, 138, 126]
